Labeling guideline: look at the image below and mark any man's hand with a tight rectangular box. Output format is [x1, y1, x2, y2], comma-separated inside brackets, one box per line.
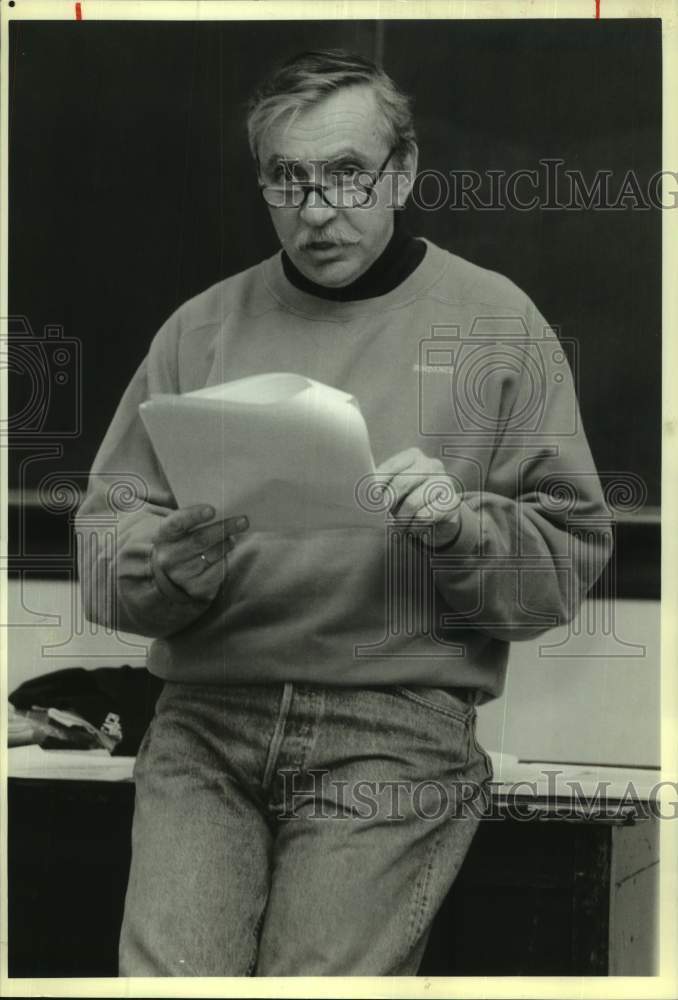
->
[151, 505, 249, 602]
[375, 448, 462, 548]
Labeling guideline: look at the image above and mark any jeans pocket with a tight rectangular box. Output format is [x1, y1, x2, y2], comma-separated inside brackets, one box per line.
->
[466, 712, 494, 817]
[470, 711, 494, 783]
[394, 685, 474, 723]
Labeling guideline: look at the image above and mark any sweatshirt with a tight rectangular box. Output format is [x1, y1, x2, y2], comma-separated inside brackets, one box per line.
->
[75, 240, 613, 701]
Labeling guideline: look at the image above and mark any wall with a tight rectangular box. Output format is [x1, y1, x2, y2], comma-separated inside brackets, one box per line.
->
[7, 579, 660, 769]
[9, 19, 661, 509]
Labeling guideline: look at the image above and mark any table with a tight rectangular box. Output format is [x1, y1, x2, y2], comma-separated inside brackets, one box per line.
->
[6, 750, 660, 977]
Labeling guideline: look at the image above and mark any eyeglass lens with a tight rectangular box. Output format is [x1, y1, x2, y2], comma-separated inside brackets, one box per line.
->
[263, 183, 370, 208]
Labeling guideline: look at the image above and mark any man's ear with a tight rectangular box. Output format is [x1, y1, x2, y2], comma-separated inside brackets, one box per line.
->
[393, 142, 419, 209]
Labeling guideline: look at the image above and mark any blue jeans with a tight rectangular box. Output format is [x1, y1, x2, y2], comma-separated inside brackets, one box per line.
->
[119, 681, 493, 976]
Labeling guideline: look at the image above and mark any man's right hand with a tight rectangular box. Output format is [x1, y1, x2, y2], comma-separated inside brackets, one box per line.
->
[151, 505, 249, 602]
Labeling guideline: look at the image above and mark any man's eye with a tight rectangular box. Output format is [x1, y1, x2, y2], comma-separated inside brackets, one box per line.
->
[330, 166, 361, 181]
[272, 165, 303, 183]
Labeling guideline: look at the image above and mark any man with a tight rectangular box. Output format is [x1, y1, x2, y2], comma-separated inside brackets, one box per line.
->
[77, 49, 612, 976]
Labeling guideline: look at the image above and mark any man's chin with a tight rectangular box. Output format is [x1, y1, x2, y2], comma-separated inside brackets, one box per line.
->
[291, 252, 365, 289]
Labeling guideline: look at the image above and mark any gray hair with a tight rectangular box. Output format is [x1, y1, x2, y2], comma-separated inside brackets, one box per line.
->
[246, 49, 417, 167]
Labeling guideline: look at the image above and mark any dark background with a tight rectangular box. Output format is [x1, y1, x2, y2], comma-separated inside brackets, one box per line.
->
[8, 19, 661, 585]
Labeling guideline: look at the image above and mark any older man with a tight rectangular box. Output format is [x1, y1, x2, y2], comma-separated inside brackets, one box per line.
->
[77, 49, 612, 976]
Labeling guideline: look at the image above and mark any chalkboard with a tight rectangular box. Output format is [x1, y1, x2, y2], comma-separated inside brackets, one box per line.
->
[8, 19, 661, 513]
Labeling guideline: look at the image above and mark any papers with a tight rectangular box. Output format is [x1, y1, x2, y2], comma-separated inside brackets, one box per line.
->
[139, 373, 385, 531]
[7, 745, 135, 782]
[487, 751, 661, 803]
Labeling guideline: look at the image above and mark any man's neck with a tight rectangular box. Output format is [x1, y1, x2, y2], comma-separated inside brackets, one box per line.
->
[281, 213, 426, 302]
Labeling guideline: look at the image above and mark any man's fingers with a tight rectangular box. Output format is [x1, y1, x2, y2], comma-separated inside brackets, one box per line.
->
[156, 510, 249, 552]
[178, 552, 231, 598]
[388, 478, 461, 526]
[185, 515, 249, 552]
[374, 450, 448, 512]
[383, 472, 428, 513]
[155, 504, 216, 542]
[181, 535, 236, 580]
[374, 449, 418, 476]
[153, 510, 249, 585]
[388, 480, 430, 522]
[221, 515, 250, 535]
[372, 451, 420, 512]
[157, 534, 236, 594]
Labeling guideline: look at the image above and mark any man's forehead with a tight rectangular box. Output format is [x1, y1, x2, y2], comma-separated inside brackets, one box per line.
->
[259, 85, 387, 166]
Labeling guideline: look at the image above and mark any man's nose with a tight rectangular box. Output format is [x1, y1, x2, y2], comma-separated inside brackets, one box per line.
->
[298, 188, 338, 227]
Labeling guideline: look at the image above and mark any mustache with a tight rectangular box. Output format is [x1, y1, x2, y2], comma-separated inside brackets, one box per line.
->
[295, 229, 361, 250]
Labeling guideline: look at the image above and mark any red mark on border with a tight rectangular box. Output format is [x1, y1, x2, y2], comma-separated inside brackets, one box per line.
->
[595, 0, 601, 17]
[75, 2, 82, 19]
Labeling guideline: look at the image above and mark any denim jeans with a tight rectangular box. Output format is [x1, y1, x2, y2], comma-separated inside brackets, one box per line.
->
[119, 680, 493, 976]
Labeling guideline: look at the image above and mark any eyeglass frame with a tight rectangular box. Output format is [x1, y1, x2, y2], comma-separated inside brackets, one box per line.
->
[257, 146, 399, 209]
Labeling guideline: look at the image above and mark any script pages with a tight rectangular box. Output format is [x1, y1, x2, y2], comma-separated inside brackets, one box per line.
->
[139, 372, 385, 531]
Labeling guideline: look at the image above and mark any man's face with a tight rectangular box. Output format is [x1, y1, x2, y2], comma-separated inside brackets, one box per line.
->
[258, 84, 416, 288]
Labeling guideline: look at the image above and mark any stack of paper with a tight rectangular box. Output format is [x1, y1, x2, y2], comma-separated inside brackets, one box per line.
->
[7, 745, 135, 782]
[140, 372, 384, 531]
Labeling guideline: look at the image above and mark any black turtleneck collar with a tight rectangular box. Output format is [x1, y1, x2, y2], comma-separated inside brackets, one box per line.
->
[281, 212, 427, 302]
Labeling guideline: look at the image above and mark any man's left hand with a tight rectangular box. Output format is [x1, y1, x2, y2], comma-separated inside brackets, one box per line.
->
[374, 447, 462, 548]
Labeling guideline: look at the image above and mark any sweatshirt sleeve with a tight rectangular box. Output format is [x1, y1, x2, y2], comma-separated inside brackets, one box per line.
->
[433, 299, 613, 641]
[75, 315, 214, 639]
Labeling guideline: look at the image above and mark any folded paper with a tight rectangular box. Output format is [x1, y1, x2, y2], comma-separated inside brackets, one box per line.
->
[139, 372, 384, 531]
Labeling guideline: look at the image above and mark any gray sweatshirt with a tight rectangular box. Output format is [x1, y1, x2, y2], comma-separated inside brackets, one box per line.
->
[76, 240, 612, 701]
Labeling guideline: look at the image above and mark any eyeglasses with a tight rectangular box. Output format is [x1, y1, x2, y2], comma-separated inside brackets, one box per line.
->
[259, 147, 397, 209]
